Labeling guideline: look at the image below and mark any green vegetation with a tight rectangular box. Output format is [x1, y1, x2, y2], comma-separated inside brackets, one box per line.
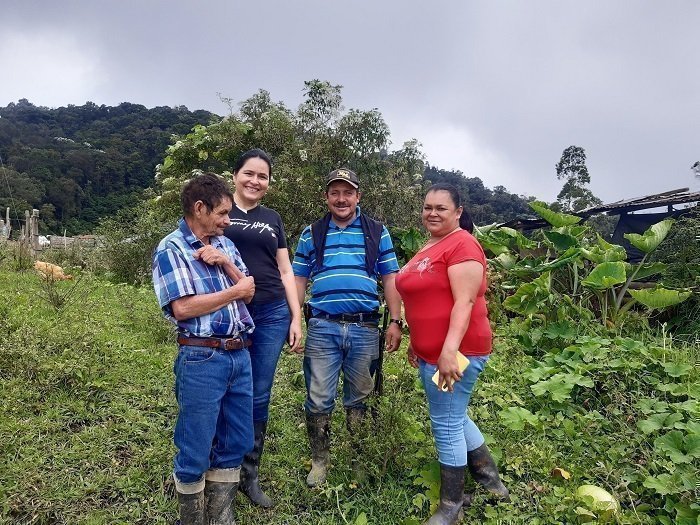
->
[1, 233, 697, 524]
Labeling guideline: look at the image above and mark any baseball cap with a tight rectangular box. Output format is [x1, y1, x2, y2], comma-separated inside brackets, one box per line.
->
[325, 168, 359, 188]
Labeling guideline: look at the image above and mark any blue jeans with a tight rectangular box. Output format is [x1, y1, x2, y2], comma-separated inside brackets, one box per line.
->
[303, 318, 379, 414]
[173, 343, 254, 484]
[418, 355, 490, 467]
[247, 299, 291, 422]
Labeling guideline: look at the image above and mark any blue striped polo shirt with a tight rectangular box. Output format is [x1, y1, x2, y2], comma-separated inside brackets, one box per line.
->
[292, 210, 399, 315]
[152, 218, 255, 337]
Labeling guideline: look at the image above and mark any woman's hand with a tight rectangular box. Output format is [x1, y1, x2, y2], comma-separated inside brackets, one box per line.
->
[287, 318, 304, 353]
[407, 344, 418, 368]
[436, 349, 463, 392]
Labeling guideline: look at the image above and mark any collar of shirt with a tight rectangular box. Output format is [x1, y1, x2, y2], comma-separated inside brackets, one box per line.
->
[178, 217, 226, 250]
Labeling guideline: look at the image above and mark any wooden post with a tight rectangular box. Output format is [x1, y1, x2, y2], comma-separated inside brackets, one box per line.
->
[5, 207, 9, 238]
[30, 209, 40, 256]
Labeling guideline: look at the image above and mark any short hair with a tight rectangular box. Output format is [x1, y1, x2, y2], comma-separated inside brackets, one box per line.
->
[426, 182, 474, 233]
[232, 148, 272, 177]
[181, 173, 234, 216]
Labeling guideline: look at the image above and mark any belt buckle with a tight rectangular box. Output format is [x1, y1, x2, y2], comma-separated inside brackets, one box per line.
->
[223, 338, 238, 350]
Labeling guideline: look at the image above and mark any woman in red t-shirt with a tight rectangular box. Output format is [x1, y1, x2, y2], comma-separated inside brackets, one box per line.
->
[396, 183, 509, 524]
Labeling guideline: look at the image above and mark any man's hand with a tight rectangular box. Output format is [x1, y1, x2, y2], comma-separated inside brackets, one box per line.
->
[194, 245, 229, 266]
[385, 322, 402, 352]
[234, 275, 255, 304]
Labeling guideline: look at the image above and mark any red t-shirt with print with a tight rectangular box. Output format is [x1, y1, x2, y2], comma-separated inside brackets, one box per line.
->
[396, 229, 492, 363]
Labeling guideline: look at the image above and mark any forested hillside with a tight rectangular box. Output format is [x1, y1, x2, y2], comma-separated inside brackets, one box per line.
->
[0, 100, 215, 234]
[0, 99, 532, 235]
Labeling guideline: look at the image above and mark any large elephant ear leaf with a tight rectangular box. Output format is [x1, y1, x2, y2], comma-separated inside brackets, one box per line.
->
[581, 261, 627, 289]
[529, 201, 582, 227]
[628, 288, 692, 309]
[624, 219, 675, 254]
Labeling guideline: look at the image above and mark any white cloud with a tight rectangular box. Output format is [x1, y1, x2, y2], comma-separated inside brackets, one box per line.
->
[0, 30, 104, 108]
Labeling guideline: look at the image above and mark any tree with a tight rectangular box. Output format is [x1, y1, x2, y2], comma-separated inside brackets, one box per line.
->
[155, 80, 428, 242]
[555, 145, 601, 212]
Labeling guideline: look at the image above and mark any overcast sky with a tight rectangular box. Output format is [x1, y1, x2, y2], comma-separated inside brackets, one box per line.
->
[2, 1, 699, 203]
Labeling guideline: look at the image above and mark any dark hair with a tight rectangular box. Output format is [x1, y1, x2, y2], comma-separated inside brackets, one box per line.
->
[426, 183, 474, 233]
[232, 148, 272, 177]
[181, 173, 234, 216]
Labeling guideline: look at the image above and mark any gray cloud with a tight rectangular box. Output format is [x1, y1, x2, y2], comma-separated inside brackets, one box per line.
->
[2, 0, 698, 203]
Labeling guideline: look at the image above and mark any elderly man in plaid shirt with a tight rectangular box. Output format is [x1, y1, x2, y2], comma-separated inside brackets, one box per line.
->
[152, 173, 256, 525]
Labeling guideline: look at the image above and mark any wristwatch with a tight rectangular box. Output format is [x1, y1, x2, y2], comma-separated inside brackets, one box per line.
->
[389, 318, 404, 329]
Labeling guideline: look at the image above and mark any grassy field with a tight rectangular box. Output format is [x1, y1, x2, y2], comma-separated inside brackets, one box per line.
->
[0, 266, 698, 524]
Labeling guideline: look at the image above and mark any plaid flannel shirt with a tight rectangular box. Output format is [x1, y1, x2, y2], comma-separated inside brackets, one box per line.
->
[152, 218, 254, 337]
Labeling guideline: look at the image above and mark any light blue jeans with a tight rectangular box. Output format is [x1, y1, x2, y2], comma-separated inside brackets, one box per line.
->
[246, 299, 291, 422]
[173, 343, 254, 484]
[303, 317, 379, 414]
[418, 355, 490, 467]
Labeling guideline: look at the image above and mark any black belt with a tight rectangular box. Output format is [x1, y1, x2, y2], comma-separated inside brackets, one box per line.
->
[312, 311, 380, 324]
[177, 335, 251, 351]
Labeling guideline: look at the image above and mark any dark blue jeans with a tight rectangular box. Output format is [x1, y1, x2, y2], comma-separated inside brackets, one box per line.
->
[173, 343, 253, 485]
[246, 299, 291, 422]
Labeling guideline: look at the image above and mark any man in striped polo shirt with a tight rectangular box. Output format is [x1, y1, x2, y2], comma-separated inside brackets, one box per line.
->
[293, 168, 403, 486]
[152, 173, 256, 525]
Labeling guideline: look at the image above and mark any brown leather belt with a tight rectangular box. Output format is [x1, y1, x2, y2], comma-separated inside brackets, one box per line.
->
[177, 335, 251, 351]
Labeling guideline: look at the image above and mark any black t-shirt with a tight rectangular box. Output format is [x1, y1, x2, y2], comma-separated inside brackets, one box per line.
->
[224, 204, 288, 305]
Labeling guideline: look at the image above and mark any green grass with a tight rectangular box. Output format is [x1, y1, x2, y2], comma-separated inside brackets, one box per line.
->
[0, 267, 698, 524]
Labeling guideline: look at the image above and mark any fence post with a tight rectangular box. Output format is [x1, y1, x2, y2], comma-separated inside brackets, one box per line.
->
[30, 209, 40, 257]
[5, 207, 9, 239]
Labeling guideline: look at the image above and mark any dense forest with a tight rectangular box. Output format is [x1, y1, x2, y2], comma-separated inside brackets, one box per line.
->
[0, 99, 532, 234]
[0, 100, 216, 233]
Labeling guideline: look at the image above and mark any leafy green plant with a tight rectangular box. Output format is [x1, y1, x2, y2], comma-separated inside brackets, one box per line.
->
[479, 202, 694, 328]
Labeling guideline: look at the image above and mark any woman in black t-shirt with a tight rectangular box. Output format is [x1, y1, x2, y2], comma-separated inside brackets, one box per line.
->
[223, 149, 303, 508]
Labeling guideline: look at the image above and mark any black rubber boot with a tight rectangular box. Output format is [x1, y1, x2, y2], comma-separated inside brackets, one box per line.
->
[306, 412, 331, 487]
[204, 480, 238, 525]
[467, 443, 510, 502]
[240, 420, 273, 508]
[176, 489, 205, 525]
[345, 407, 368, 484]
[423, 464, 465, 525]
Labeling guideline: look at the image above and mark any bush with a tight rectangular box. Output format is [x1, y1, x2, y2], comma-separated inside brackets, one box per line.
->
[93, 200, 174, 285]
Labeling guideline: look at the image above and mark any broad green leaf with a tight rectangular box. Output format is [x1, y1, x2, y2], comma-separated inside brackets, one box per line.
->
[543, 230, 578, 252]
[628, 288, 692, 309]
[624, 219, 675, 253]
[493, 252, 517, 270]
[580, 236, 627, 263]
[643, 473, 684, 495]
[654, 431, 693, 463]
[544, 321, 577, 340]
[581, 262, 627, 289]
[625, 262, 667, 280]
[499, 407, 539, 430]
[535, 248, 582, 272]
[662, 362, 693, 378]
[354, 512, 368, 525]
[638, 412, 674, 434]
[531, 374, 577, 402]
[529, 201, 582, 227]
[503, 272, 552, 315]
[685, 434, 700, 458]
[479, 237, 511, 256]
[524, 365, 558, 383]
